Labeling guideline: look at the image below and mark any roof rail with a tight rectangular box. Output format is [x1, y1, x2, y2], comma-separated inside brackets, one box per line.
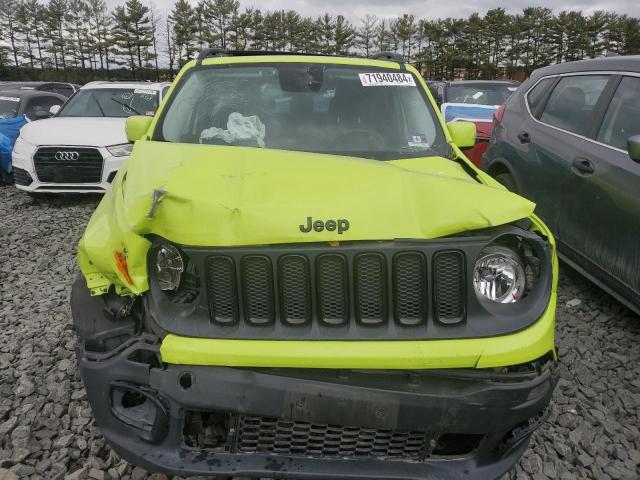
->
[371, 52, 405, 64]
[195, 48, 369, 65]
[196, 48, 228, 65]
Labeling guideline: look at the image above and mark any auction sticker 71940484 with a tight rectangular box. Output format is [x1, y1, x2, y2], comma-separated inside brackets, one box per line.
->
[359, 73, 416, 87]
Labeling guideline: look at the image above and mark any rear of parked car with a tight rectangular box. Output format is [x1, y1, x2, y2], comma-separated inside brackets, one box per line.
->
[435, 80, 520, 166]
[483, 56, 640, 315]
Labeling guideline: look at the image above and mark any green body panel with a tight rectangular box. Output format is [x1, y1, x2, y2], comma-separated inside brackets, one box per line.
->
[76, 55, 556, 369]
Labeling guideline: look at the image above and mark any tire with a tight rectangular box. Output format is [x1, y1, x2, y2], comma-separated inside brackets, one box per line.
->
[494, 172, 517, 193]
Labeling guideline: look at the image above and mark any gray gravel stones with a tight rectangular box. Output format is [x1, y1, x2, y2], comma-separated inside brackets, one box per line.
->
[1, 185, 640, 479]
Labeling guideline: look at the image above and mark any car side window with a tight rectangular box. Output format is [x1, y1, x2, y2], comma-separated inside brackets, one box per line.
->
[162, 85, 170, 98]
[526, 77, 555, 117]
[597, 76, 640, 151]
[24, 96, 64, 119]
[539, 75, 610, 136]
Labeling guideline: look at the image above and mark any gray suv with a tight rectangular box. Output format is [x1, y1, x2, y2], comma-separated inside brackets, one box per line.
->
[482, 56, 640, 315]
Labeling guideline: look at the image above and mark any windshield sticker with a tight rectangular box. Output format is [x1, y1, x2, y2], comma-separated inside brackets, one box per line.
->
[145, 111, 155, 116]
[0, 96, 20, 102]
[408, 134, 430, 147]
[359, 73, 416, 87]
[508, 87, 518, 92]
[134, 88, 156, 96]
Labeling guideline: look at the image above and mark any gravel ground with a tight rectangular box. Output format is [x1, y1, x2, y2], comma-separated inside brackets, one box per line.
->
[1, 186, 639, 480]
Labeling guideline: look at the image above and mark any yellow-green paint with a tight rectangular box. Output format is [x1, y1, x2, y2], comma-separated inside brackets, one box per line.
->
[447, 121, 477, 148]
[125, 115, 153, 142]
[160, 292, 556, 369]
[76, 54, 557, 369]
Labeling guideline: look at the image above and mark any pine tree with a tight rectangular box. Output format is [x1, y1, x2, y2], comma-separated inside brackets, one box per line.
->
[333, 15, 354, 55]
[357, 14, 377, 57]
[169, 0, 196, 64]
[0, 0, 21, 67]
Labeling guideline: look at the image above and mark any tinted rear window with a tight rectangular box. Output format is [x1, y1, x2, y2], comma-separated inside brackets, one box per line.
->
[539, 75, 610, 136]
[526, 78, 555, 117]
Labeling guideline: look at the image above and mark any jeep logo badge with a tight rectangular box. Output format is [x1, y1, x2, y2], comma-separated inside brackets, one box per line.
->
[55, 151, 80, 161]
[299, 216, 350, 234]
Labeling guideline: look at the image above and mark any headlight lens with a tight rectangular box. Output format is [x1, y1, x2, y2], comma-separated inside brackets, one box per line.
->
[107, 143, 133, 157]
[156, 244, 184, 291]
[473, 247, 526, 303]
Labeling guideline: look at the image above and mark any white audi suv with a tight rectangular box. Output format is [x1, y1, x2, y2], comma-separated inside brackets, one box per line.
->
[12, 81, 170, 193]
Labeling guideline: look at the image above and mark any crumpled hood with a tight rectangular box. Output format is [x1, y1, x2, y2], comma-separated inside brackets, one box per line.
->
[20, 117, 127, 146]
[124, 142, 534, 245]
[78, 141, 535, 294]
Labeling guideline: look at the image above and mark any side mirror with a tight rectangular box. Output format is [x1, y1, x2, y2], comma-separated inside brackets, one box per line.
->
[125, 115, 153, 142]
[33, 110, 52, 120]
[628, 135, 640, 162]
[447, 121, 477, 149]
[49, 104, 61, 115]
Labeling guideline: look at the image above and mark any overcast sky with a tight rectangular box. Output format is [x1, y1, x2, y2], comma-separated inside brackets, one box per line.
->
[137, 0, 637, 21]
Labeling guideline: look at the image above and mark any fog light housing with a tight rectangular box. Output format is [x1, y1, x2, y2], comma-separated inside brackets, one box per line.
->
[156, 244, 183, 291]
[473, 246, 525, 303]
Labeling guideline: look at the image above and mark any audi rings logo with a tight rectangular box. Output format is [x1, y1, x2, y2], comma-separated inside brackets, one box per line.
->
[55, 151, 80, 161]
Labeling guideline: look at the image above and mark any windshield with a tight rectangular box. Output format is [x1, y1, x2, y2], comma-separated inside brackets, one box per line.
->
[447, 84, 518, 106]
[58, 88, 159, 118]
[158, 64, 449, 160]
[0, 96, 20, 119]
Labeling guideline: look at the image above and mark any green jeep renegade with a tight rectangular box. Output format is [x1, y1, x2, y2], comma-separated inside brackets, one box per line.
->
[71, 50, 558, 479]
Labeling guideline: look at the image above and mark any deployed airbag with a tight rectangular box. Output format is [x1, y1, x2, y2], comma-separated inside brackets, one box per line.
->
[200, 112, 266, 147]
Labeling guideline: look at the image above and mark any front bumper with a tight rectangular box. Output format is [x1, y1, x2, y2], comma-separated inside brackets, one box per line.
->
[78, 336, 555, 480]
[73, 283, 557, 480]
[12, 146, 126, 193]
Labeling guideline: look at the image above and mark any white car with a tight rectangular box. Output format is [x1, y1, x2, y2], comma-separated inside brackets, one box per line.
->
[12, 81, 171, 193]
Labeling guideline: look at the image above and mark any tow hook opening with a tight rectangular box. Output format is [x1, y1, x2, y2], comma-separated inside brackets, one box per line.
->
[110, 382, 169, 444]
[179, 371, 194, 390]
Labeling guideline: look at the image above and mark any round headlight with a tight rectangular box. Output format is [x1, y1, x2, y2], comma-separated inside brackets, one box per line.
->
[473, 247, 525, 303]
[156, 244, 184, 291]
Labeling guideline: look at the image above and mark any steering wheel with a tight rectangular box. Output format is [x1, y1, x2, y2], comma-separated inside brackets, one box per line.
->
[335, 129, 386, 150]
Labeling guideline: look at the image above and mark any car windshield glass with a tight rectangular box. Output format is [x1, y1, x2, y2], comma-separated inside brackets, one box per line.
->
[58, 88, 159, 118]
[0, 96, 20, 119]
[447, 84, 517, 105]
[158, 64, 449, 161]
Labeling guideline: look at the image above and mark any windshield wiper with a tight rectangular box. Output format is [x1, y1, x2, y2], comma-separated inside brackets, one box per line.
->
[91, 95, 106, 117]
[110, 96, 142, 115]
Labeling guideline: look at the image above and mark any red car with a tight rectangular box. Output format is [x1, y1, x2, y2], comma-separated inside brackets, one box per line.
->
[427, 80, 520, 165]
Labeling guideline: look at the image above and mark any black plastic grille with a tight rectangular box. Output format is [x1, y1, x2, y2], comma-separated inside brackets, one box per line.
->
[394, 252, 427, 325]
[206, 256, 238, 324]
[242, 256, 275, 324]
[433, 251, 466, 323]
[12, 167, 32, 186]
[237, 416, 428, 460]
[33, 147, 103, 183]
[355, 253, 386, 325]
[317, 254, 349, 326]
[202, 247, 468, 333]
[279, 255, 311, 325]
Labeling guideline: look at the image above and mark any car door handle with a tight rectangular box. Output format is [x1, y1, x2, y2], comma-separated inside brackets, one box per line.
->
[572, 158, 595, 175]
[517, 131, 530, 144]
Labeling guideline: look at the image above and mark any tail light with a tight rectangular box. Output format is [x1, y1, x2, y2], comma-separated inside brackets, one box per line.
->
[493, 104, 506, 125]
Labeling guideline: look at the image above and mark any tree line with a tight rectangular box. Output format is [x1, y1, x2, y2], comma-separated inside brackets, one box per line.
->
[1, 0, 639, 83]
